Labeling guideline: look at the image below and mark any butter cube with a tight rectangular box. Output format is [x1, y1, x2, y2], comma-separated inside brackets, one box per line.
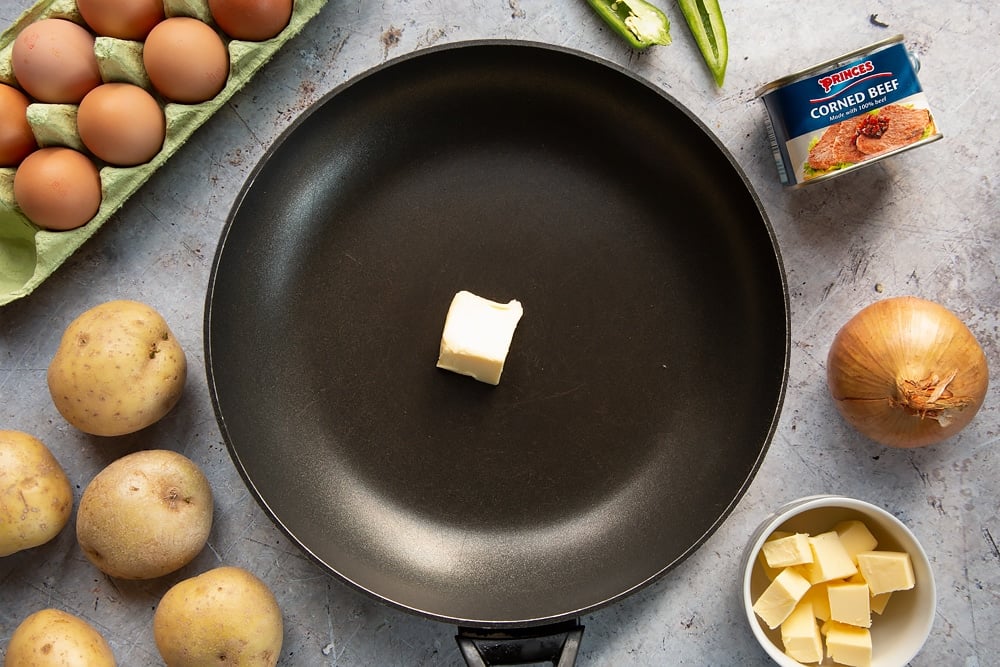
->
[856, 551, 915, 595]
[848, 572, 892, 615]
[802, 531, 858, 584]
[780, 600, 823, 664]
[762, 533, 814, 568]
[825, 621, 872, 667]
[436, 291, 523, 385]
[870, 589, 892, 615]
[752, 566, 812, 629]
[758, 531, 793, 580]
[801, 580, 833, 622]
[827, 581, 872, 628]
[835, 520, 879, 563]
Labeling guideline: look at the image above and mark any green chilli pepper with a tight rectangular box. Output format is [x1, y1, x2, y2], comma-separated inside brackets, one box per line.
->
[586, 0, 672, 50]
[677, 0, 728, 86]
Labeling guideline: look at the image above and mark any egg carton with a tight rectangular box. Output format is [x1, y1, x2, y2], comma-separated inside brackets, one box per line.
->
[0, 0, 329, 306]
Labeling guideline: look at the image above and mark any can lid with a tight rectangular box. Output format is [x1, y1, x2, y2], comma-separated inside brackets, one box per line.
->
[756, 34, 906, 98]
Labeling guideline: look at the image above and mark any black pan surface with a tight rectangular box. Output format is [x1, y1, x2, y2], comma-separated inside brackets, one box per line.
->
[205, 41, 789, 627]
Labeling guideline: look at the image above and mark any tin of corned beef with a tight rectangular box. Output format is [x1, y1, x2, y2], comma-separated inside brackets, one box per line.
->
[758, 35, 942, 187]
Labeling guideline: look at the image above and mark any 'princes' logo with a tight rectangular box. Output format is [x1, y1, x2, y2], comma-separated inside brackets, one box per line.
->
[818, 61, 875, 93]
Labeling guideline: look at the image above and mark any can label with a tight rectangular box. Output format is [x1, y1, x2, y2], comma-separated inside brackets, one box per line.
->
[759, 38, 941, 187]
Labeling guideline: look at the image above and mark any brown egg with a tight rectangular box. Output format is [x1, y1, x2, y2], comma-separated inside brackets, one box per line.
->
[14, 147, 102, 231]
[0, 83, 37, 166]
[143, 18, 229, 103]
[11, 18, 102, 103]
[77, 0, 165, 40]
[78, 83, 165, 166]
[209, 0, 293, 41]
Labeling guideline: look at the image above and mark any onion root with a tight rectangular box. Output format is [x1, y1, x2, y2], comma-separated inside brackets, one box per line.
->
[891, 370, 972, 426]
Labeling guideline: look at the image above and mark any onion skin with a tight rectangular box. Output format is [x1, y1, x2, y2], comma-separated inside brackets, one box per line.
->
[827, 296, 989, 448]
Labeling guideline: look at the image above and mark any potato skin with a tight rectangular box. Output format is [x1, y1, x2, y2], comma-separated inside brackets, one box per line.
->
[0, 430, 73, 557]
[153, 566, 283, 667]
[76, 449, 213, 579]
[5, 608, 116, 666]
[47, 300, 187, 437]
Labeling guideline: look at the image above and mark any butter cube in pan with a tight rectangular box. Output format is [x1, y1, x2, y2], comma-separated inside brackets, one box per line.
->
[436, 290, 523, 385]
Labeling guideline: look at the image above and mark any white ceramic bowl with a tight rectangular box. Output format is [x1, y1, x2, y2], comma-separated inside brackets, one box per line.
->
[741, 495, 935, 667]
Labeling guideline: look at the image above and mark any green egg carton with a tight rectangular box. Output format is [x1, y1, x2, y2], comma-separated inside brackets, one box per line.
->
[0, 0, 328, 306]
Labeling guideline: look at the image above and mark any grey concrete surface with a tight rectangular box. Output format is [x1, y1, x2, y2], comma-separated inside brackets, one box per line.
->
[1, 1, 998, 665]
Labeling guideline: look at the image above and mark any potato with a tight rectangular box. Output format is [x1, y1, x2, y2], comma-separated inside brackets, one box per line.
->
[5, 608, 115, 666]
[76, 449, 212, 579]
[0, 430, 73, 557]
[47, 300, 187, 437]
[153, 566, 283, 667]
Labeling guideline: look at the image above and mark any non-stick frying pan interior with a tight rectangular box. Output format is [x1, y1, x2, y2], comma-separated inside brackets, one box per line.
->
[205, 41, 789, 627]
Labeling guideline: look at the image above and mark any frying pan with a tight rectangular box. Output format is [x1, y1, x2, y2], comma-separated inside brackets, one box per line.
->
[205, 41, 789, 664]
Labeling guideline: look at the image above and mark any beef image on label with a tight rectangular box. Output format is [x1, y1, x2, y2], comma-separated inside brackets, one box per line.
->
[757, 35, 941, 188]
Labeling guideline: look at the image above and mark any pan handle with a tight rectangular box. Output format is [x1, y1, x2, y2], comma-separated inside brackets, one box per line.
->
[455, 620, 584, 666]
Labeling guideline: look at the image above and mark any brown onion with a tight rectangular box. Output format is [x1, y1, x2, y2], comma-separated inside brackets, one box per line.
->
[827, 296, 989, 448]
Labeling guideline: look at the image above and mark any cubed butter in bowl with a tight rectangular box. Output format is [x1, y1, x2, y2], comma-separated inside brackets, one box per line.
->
[741, 495, 935, 667]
